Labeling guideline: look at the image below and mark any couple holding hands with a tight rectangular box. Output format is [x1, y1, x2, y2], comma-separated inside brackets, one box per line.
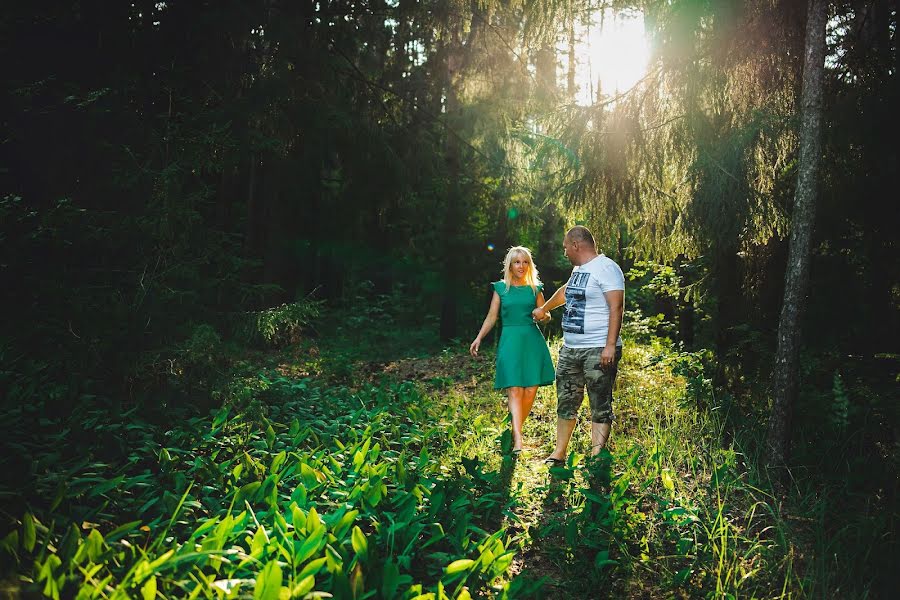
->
[469, 226, 625, 465]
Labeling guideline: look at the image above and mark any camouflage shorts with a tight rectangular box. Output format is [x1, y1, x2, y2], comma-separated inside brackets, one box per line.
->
[556, 345, 622, 424]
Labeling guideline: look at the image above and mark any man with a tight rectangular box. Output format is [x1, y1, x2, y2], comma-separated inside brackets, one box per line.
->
[532, 226, 625, 462]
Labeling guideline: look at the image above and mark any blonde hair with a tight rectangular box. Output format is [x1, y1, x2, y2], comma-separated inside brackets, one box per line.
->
[501, 246, 542, 295]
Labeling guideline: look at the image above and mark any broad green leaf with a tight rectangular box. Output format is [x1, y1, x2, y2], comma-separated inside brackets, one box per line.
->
[332, 509, 359, 539]
[297, 557, 327, 580]
[294, 527, 326, 564]
[300, 464, 319, 489]
[292, 574, 315, 597]
[251, 527, 268, 556]
[236, 481, 262, 504]
[265, 425, 276, 450]
[141, 576, 157, 600]
[305, 507, 321, 533]
[75, 529, 105, 564]
[212, 407, 229, 429]
[594, 550, 618, 570]
[1, 530, 20, 560]
[271, 451, 287, 474]
[381, 560, 400, 599]
[253, 561, 282, 600]
[661, 468, 675, 494]
[350, 526, 367, 559]
[445, 559, 475, 574]
[39, 554, 62, 600]
[22, 512, 36, 552]
[291, 505, 306, 531]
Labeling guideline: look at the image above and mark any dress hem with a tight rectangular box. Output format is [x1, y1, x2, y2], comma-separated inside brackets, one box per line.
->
[493, 378, 556, 391]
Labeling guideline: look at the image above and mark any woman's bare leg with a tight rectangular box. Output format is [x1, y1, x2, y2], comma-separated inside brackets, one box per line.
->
[521, 385, 538, 433]
[507, 386, 525, 451]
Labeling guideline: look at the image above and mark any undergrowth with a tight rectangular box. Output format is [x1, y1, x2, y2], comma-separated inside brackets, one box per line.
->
[0, 308, 895, 598]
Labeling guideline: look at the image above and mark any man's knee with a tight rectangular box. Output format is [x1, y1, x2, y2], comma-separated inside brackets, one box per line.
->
[556, 376, 583, 420]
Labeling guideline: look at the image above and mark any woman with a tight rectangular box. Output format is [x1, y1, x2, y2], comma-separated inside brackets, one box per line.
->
[470, 246, 556, 454]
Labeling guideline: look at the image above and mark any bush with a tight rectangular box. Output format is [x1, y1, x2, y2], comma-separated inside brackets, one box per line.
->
[239, 299, 324, 348]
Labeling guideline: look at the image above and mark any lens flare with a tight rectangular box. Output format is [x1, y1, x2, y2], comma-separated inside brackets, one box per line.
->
[487, 243, 495, 251]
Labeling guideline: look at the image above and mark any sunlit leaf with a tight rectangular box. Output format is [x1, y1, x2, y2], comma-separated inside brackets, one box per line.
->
[350, 526, 368, 560]
[253, 560, 282, 600]
[445, 559, 475, 574]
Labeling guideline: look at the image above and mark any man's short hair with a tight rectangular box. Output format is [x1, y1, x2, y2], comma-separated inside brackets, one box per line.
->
[566, 226, 596, 248]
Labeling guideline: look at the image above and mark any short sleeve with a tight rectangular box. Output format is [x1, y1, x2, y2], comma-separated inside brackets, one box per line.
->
[597, 262, 625, 292]
[536, 283, 544, 294]
[492, 281, 505, 294]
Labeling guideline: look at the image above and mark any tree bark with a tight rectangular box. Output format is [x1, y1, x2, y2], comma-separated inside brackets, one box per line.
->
[439, 30, 463, 341]
[767, 0, 828, 472]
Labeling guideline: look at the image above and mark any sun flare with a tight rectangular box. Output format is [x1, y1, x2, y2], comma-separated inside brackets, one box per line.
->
[573, 10, 650, 105]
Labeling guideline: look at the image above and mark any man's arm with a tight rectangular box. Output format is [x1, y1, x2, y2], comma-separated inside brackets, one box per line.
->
[532, 283, 567, 321]
[600, 289, 624, 368]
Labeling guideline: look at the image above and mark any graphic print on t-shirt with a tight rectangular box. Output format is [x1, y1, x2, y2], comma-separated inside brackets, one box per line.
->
[562, 270, 591, 334]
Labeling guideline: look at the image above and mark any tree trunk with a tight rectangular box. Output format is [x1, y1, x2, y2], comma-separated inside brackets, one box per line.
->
[767, 0, 827, 472]
[567, 15, 577, 99]
[440, 31, 463, 341]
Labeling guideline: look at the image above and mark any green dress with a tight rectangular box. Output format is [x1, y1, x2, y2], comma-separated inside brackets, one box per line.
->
[492, 281, 556, 390]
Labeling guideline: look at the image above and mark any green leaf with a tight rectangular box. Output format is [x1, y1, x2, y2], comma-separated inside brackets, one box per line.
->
[594, 550, 618, 570]
[250, 527, 268, 556]
[445, 559, 475, 574]
[294, 527, 326, 564]
[236, 481, 262, 504]
[350, 526, 368, 560]
[22, 513, 36, 552]
[306, 507, 321, 533]
[141, 576, 157, 600]
[1, 530, 20, 560]
[270, 451, 287, 474]
[332, 509, 359, 539]
[253, 560, 282, 600]
[381, 560, 400, 599]
[212, 407, 229, 430]
[661, 468, 675, 494]
[265, 424, 276, 450]
[297, 557, 327, 580]
[292, 574, 315, 597]
[105, 520, 142, 543]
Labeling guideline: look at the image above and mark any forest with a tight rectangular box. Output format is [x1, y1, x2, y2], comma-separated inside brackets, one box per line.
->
[0, 0, 897, 598]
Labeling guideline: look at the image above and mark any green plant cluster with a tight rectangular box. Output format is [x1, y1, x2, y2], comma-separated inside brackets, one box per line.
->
[0, 375, 525, 599]
[241, 301, 325, 349]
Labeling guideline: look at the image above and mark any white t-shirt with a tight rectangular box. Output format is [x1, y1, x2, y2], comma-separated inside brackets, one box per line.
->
[561, 254, 625, 348]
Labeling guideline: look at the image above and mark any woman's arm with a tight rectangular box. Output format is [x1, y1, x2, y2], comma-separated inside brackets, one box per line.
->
[470, 291, 501, 356]
[534, 291, 551, 321]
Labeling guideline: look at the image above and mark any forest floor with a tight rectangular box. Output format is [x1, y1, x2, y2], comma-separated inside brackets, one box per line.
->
[0, 315, 864, 599]
[304, 320, 802, 599]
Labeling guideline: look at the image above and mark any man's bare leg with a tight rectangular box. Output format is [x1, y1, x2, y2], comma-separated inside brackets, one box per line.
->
[590, 422, 611, 456]
[546, 417, 577, 461]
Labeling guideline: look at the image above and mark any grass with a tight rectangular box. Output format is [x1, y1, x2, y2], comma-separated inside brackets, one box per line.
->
[0, 310, 894, 598]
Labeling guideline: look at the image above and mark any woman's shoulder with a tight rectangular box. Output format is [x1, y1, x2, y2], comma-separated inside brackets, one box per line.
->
[491, 280, 507, 293]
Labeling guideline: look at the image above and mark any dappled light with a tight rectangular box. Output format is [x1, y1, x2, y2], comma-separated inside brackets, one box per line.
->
[1, 1, 896, 598]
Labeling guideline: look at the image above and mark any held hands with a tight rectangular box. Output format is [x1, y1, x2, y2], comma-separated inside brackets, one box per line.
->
[532, 307, 548, 322]
[469, 338, 481, 357]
